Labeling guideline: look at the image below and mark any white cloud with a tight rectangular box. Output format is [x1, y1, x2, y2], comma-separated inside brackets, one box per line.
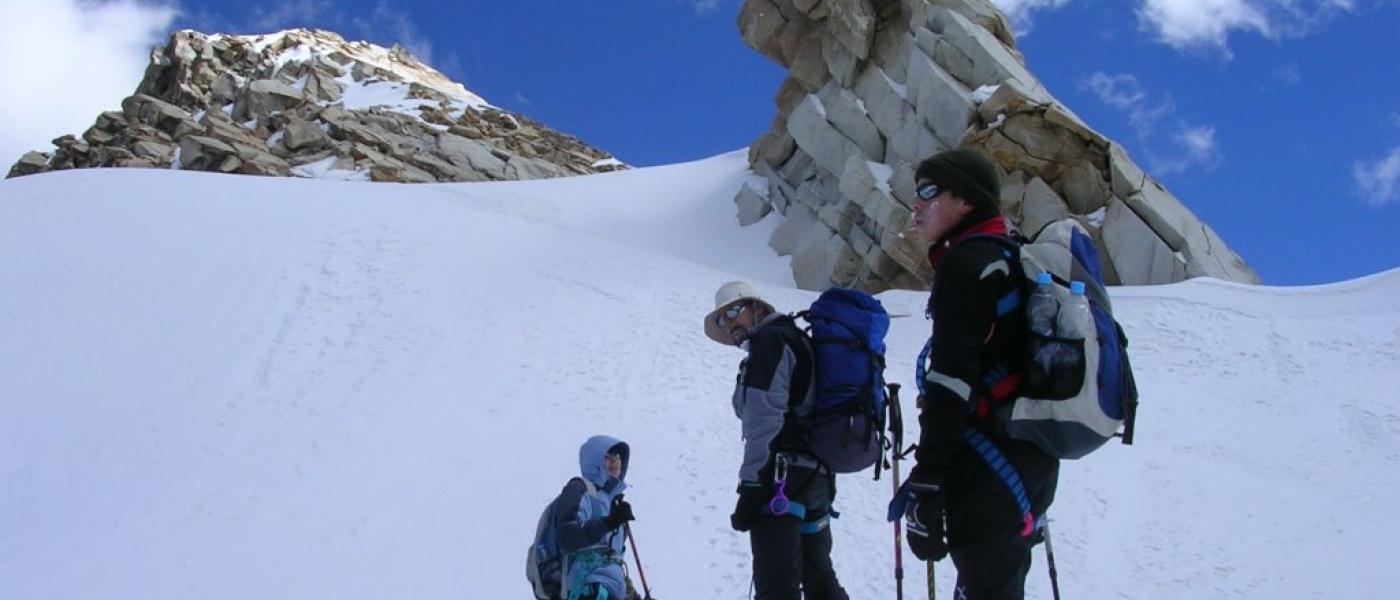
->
[1136, 0, 1357, 57]
[245, 0, 328, 33]
[1177, 125, 1219, 158]
[1083, 72, 1147, 111]
[1353, 147, 1400, 206]
[1272, 62, 1302, 86]
[676, 0, 725, 15]
[353, 2, 435, 66]
[1082, 72, 1174, 134]
[992, 0, 1073, 33]
[0, 0, 177, 167]
[1082, 71, 1222, 175]
[1154, 124, 1224, 174]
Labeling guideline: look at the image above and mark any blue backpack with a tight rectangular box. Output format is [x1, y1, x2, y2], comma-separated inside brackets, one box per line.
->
[971, 219, 1140, 459]
[526, 478, 598, 600]
[796, 288, 892, 476]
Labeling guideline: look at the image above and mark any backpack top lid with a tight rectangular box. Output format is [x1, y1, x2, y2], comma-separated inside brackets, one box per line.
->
[807, 288, 890, 354]
[1018, 220, 1112, 312]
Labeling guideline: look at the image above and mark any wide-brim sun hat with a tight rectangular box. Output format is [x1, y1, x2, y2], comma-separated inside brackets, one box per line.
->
[704, 281, 775, 346]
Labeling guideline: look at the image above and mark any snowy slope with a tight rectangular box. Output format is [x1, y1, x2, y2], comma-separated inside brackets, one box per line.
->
[1, 153, 1397, 599]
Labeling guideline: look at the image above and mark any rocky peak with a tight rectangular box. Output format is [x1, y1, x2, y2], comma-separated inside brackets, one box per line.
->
[734, 0, 1259, 290]
[8, 29, 625, 183]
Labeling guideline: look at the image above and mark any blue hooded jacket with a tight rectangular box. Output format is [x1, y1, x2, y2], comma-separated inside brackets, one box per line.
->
[553, 435, 630, 599]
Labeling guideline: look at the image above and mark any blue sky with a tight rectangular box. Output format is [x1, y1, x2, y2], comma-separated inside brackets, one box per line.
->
[1, 0, 1396, 285]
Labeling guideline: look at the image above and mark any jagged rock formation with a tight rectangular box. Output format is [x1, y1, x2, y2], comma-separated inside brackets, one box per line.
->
[7, 29, 625, 183]
[735, 0, 1259, 290]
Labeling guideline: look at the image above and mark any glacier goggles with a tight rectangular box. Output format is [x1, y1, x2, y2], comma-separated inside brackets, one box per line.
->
[915, 182, 944, 201]
[714, 301, 750, 328]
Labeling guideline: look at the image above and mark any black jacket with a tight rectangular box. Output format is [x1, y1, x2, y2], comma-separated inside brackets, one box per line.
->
[914, 224, 1029, 479]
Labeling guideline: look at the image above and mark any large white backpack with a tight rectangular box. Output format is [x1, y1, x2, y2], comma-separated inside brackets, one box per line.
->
[982, 219, 1139, 458]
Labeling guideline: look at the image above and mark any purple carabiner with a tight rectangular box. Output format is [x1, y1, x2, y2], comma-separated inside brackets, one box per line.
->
[768, 480, 790, 515]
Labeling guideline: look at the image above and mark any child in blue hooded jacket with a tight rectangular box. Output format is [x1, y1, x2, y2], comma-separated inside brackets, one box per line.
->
[550, 434, 644, 600]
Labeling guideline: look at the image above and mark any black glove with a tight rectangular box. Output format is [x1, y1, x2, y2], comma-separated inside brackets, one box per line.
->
[730, 481, 768, 532]
[604, 494, 635, 529]
[903, 476, 949, 562]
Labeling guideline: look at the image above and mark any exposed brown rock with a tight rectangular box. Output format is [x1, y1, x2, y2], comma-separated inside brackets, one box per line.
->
[9, 28, 624, 184]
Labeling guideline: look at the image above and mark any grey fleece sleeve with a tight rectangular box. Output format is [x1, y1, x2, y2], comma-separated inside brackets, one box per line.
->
[732, 330, 795, 482]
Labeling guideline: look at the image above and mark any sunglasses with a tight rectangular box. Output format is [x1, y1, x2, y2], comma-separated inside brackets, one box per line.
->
[916, 182, 943, 201]
[715, 301, 749, 328]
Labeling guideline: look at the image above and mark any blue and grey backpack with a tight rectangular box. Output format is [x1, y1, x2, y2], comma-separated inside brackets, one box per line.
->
[796, 288, 892, 477]
[526, 477, 598, 600]
[968, 218, 1140, 459]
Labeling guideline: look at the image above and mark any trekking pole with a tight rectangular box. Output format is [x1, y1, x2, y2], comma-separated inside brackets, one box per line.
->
[623, 523, 654, 600]
[887, 383, 906, 600]
[926, 560, 936, 600]
[1043, 519, 1062, 600]
[911, 345, 938, 600]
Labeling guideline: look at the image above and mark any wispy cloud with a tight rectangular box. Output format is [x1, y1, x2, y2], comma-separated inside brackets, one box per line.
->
[1083, 72, 1174, 133]
[1135, 0, 1357, 58]
[1353, 146, 1400, 206]
[245, 0, 329, 33]
[1272, 62, 1302, 86]
[0, 0, 178, 166]
[1082, 71, 1222, 175]
[676, 0, 725, 15]
[352, 2, 435, 66]
[1156, 124, 1224, 174]
[1083, 73, 1148, 111]
[991, 0, 1073, 34]
[984, 1, 1360, 53]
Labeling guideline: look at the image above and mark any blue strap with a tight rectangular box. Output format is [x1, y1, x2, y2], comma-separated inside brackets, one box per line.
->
[766, 500, 835, 534]
[996, 288, 1022, 318]
[983, 239, 1023, 318]
[767, 499, 806, 519]
[981, 363, 1015, 391]
[964, 428, 1039, 538]
[915, 337, 932, 396]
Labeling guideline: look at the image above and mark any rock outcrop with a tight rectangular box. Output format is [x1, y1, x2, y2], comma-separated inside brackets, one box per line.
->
[7, 29, 624, 183]
[735, 0, 1259, 290]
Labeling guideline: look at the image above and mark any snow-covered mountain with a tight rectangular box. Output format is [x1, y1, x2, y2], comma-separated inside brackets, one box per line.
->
[7, 29, 623, 183]
[1, 155, 1396, 598]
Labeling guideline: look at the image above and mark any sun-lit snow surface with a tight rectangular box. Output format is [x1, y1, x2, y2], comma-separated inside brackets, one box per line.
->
[1, 151, 1397, 599]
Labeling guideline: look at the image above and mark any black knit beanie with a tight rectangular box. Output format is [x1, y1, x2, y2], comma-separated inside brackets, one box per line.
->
[914, 149, 1002, 215]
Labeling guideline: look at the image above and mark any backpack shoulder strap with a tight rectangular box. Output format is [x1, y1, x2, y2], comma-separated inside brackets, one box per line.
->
[961, 233, 1028, 318]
